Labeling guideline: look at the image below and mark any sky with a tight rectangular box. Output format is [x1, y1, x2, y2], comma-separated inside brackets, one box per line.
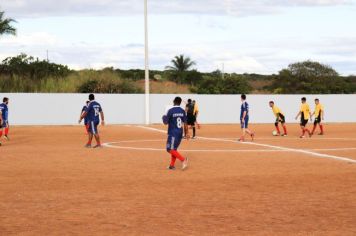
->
[0, 0, 356, 75]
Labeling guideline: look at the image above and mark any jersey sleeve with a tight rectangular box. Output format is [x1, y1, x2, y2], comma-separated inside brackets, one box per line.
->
[99, 105, 103, 112]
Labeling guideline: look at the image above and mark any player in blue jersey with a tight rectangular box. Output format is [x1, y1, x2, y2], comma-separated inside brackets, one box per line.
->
[79, 94, 105, 148]
[239, 94, 254, 142]
[162, 96, 189, 170]
[0, 97, 10, 144]
[78, 100, 90, 134]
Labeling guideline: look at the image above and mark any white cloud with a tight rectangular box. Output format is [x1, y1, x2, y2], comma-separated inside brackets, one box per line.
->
[1, 0, 353, 18]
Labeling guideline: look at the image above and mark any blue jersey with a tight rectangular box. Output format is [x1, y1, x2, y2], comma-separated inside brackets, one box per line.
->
[240, 101, 249, 119]
[0, 103, 8, 121]
[165, 106, 187, 136]
[82, 105, 89, 124]
[85, 101, 102, 123]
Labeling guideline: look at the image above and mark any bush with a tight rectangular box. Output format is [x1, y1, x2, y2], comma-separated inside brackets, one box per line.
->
[192, 75, 252, 94]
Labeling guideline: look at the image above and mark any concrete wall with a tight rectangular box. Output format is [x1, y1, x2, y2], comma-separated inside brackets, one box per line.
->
[0, 93, 355, 125]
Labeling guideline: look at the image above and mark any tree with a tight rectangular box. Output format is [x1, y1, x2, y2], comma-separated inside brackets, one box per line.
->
[165, 55, 196, 84]
[0, 10, 17, 37]
[270, 60, 352, 94]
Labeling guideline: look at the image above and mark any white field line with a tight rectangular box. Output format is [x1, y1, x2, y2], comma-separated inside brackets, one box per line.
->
[134, 125, 356, 164]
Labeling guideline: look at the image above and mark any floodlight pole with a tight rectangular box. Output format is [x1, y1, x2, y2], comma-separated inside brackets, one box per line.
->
[144, 0, 150, 125]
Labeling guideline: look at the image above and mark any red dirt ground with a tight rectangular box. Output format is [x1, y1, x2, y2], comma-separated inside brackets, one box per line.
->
[1, 124, 356, 235]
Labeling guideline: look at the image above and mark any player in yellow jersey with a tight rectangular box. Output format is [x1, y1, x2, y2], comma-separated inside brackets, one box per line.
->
[311, 98, 325, 135]
[295, 97, 312, 138]
[269, 101, 288, 136]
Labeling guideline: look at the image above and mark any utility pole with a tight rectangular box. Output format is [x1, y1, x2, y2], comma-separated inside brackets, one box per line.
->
[144, 0, 150, 125]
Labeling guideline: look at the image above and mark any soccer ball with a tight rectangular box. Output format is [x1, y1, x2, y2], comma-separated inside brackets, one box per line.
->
[272, 130, 278, 136]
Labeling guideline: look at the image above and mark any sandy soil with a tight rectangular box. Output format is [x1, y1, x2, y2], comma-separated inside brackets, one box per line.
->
[0, 124, 355, 235]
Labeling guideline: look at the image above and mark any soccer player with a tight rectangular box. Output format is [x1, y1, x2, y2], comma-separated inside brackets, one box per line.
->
[0, 97, 10, 142]
[269, 101, 288, 136]
[185, 99, 197, 139]
[78, 101, 90, 133]
[311, 98, 325, 135]
[295, 97, 312, 138]
[162, 96, 189, 170]
[193, 100, 200, 129]
[79, 94, 105, 148]
[239, 94, 254, 142]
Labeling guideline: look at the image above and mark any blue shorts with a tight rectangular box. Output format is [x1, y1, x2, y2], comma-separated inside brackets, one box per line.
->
[88, 121, 99, 134]
[166, 135, 182, 151]
[240, 117, 249, 129]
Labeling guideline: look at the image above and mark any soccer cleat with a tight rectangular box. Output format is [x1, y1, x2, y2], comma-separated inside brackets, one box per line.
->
[281, 134, 288, 137]
[251, 133, 255, 141]
[93, 144, 102, 149]
[300, 135, 305, 138]
[4, 135, 9, 141]
[167, 166, 176, 170]
[182, 157, 189, 170]
[192, 136, 196, 139]
[318, 133, 324, 135]
[309, 132, 313, 138]
[84, 144, 91, 148]
[0, 142, 2, 146]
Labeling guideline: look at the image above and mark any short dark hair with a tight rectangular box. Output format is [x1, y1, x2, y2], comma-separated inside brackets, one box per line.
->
[269, 101, 274, 104]
[241, 94, 246, 100]
[301, 97, 306, 102]
[3, 97, 9, 103]
[89, 94, 95, 101]
[173, 96, 182, 105]
[315, 98, 319, 102]
[86, 100, 90, 104]
[187, 99, 192, 103]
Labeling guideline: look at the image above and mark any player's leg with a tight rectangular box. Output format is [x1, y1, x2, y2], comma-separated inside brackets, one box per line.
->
[318, 119, 324, 135]
[93, 122, 101, 148]
[166, 135, 187, 170]
[4, 121, 9, 140]
[86, 121, 95, 147]
[311, 118, 318, 135]
[275, 120, 281, 135]
[279, 114, 287, 136]
[244, 118, 254, 141]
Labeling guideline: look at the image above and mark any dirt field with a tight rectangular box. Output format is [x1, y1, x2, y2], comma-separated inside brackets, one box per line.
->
[1, 124, 356, 235]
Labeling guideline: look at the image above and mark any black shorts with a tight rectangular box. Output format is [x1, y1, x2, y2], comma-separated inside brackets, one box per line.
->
[314, 117, 321, 125]
[187, 114, 196, 126]
[276, 113, 285, 124]
[300, 119, 308, 127]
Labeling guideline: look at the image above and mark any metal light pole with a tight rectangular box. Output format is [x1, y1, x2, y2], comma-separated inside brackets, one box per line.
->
[144, 0, 150, 125]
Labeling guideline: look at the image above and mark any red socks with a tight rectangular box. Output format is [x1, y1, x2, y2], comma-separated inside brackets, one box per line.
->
[276, 125, 281, 134]
[169, 150, 185, 162]
[312, 125, 317, 134]
[170, 156, 176, 167]
[319, 124, 324, 134]
[0, 130, 2, 137]
[282, 125, 287, 135]
[4, 127, 9, 136]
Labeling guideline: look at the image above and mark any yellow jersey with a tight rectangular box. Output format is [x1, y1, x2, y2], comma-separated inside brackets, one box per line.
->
[193, 103, 199, 116]
[300, 103, 310, 120]
[314, 104, 324, 118]
[272, 105, 284, 118]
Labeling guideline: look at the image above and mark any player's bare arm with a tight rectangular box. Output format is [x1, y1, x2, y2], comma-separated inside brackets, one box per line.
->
[295, 111, 301, 120]
[79, 111, 87, 123]
[241, 111, 247, 123]
[100, 111, 105, 125]
[78, 111, 85, 124]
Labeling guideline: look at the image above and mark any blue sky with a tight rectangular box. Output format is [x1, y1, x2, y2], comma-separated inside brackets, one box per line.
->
[0, 0, 355, 75]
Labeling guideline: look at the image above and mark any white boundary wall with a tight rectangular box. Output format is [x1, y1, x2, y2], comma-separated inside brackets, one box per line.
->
[0, 93, 355, 125]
